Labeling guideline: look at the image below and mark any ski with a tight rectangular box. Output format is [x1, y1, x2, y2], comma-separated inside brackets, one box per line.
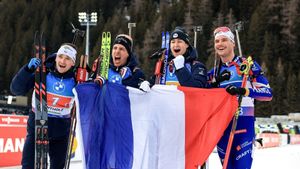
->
[161, 31, 169, 84]
[99, 32, 111, 78]
[34, 31, 49, 169]
[159, 32, 166, 84]
[152, 31, 170, 85]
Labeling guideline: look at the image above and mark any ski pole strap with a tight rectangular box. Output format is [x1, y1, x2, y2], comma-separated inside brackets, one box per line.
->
[240, 56, 254, 88]
[240, 56, 253, 75]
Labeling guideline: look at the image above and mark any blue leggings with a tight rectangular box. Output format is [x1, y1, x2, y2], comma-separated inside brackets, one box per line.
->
[217, 116, 255, 169]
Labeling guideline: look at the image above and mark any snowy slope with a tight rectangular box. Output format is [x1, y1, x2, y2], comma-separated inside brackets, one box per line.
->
[1, 144, 299, 169]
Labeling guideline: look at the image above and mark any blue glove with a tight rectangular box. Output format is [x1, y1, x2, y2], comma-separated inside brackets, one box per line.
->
[28, 58, 41, 71]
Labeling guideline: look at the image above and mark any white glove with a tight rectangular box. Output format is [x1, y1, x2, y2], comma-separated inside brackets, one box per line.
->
[172, 55, 185, 70]
[139, 81, 151, 92]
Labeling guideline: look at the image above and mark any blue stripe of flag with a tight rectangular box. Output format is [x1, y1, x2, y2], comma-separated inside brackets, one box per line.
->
[75, 82, 133, 169]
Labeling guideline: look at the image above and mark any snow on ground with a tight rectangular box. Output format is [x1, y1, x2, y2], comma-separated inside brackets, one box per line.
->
[1, 144, 300, 169]
[208, 144, 300, 169]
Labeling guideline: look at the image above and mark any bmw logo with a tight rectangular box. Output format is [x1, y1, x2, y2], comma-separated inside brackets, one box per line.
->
[53, 82, 65, 93]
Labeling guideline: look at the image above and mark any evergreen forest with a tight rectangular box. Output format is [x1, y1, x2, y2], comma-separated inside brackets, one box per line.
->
[0, 0, 300, 116]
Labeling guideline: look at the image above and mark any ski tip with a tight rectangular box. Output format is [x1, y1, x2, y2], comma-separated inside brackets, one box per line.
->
[102, 32, 107, 38]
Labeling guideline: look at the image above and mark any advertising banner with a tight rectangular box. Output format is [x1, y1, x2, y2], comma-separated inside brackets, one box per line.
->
[0, 114, 28, 167]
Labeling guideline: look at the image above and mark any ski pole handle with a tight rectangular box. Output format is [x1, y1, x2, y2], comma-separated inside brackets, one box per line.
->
[76, 55, 88, 83]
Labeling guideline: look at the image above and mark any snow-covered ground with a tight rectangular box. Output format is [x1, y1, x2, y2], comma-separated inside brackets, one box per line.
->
[208, 144, 300, 169]
[1, 144, 300, 169]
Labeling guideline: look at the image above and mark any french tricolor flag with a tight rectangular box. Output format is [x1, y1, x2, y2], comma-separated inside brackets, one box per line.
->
[74, 82, 237, 169]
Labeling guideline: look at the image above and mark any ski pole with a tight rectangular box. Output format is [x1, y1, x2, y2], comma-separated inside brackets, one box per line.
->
[234, 21, 243, 57]
[222, 56, 254, 169]
[148, 48, 166, 84]
[193, 25, 202, 48]
[212, 53, 220, 84]
[70, 22, 85, 45]
[128, 22, 136, 37]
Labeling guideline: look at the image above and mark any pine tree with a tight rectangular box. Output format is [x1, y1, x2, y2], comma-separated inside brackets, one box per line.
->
[280, 0, 297, 45]
[286, 64, 298, 113]
[288, 0, 300, 73]
[269, 57, 286, 115]
[183, 2, 193, 36]
[190, 0, 213, 63]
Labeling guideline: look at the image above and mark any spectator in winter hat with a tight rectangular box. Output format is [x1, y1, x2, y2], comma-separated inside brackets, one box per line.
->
[162, 26, 207, 87]
[94, 34, 149, 91]
[10, 42, 78, 169]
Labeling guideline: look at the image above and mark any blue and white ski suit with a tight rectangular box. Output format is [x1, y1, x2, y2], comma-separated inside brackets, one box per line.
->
[208, 55, 272, 169]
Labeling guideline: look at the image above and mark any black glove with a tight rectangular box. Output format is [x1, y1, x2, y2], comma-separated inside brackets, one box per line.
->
[211, 70, 231, 87]
[226, 85, 246, 96]
[217, 70, 231, 82]
[149, 48, 166, 59]
[149, 75, 156, 87]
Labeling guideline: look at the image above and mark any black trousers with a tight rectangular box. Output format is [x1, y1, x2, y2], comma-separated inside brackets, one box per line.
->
[22, 113, 70, 169]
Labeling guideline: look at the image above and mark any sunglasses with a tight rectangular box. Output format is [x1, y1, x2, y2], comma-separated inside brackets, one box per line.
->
[213, 27, 232, 36]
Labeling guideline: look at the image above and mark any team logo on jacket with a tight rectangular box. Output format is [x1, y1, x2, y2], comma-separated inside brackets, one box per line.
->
[53, 81, 65, 93]
[172, 33, 179, 38]
[110, 75, 122, 84]
[198, 68, 205, 75]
